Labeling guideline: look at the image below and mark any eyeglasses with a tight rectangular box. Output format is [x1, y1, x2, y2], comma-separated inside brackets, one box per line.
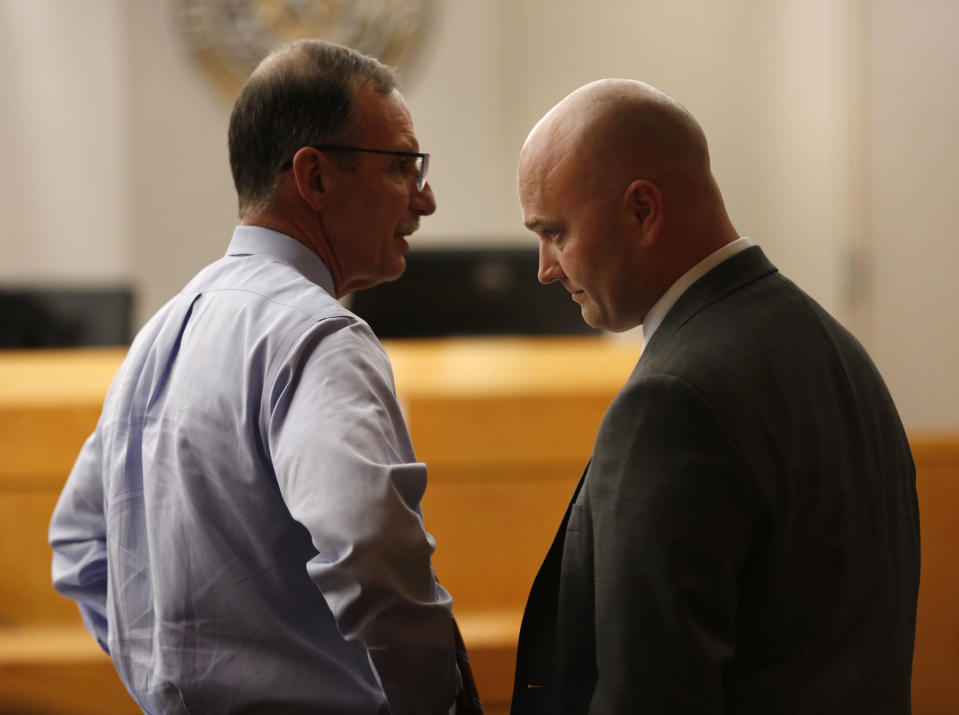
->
[281, 145, 430, 191]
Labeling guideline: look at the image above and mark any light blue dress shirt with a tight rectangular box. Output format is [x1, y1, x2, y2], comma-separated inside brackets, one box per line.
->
[49, 226, 459, 715]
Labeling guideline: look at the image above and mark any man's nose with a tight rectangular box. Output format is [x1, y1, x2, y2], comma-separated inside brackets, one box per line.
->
[411, 181, 436, 216]
[538, 244, 563, 285]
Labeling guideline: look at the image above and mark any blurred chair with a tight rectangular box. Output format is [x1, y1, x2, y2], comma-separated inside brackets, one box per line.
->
[0, 288, 132, 349]
[350, 247, 597, 338]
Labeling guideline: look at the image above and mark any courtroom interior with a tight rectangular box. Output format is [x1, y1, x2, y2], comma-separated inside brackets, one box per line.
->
[1, 1, 957, 713]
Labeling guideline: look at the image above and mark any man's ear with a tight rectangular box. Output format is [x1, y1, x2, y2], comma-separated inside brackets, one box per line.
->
[623, 179, 663, 248]
[291, 147, 328, 211]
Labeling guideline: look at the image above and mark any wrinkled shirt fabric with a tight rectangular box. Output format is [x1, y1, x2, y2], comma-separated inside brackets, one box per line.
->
[49, 225, 458, 715]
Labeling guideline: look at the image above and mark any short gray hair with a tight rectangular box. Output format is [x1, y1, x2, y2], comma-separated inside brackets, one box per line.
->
[227, 39, 398, 217]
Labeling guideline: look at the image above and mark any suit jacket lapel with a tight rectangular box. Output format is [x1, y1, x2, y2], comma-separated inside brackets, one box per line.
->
[512, 461, 590, 707]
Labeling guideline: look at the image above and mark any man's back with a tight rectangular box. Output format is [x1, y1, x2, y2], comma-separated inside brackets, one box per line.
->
[636, 248, 919, 710]
[52, 39, 466, 715]
[51, 228, 451, 713]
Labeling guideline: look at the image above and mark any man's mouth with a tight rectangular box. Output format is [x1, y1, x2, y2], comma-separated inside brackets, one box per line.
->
[396, 220, 419, 237]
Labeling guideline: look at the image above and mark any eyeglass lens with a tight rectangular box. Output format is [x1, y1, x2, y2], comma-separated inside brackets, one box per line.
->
[416, 154, 429, 191]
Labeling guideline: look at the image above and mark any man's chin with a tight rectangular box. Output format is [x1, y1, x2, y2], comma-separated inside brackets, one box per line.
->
[341, 259, 406, 295]
[381, 256, 407, 284]
[580, 304, 607, 331]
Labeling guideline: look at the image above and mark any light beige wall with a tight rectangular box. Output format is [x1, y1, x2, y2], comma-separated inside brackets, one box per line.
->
[402, 1, 521, 245]
[1, 0, 956, 429]
[124, 0, 236, 322]
[0, 0, 129, 285]
[0, 0, 860, 316]
[512, 0, 858, 320]
[409, 1, 857, 334]
[868, 0, 959, 430]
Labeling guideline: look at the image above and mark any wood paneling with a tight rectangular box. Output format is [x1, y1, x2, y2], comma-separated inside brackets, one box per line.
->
[0, 341, 955, 712]
[912, 439, 959, 712]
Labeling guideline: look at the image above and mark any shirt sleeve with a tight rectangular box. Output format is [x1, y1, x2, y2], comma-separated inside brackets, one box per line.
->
[588, 373, 759, 714]
[267, 317, 459, 715]
[48, 429, 111, 654]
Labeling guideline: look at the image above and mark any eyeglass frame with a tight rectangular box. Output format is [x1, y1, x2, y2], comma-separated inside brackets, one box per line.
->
[280, 145, 430, 191]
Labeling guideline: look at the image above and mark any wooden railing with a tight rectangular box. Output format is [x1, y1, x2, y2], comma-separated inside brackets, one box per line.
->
[0, 340, 956, 713]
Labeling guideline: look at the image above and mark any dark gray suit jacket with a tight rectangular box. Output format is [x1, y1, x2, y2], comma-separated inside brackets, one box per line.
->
[511, 247, 920, 714]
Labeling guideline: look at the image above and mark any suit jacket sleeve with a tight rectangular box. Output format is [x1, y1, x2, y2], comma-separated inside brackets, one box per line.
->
[587, 373, 761, 714]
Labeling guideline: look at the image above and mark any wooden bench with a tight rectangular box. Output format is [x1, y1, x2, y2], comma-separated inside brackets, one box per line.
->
[1, 341, 956, 712]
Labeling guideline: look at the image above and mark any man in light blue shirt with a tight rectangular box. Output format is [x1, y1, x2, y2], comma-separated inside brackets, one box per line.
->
[49, 40, 474, 715]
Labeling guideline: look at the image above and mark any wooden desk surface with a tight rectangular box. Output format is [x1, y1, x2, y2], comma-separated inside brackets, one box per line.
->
[0, 347, 128, 408]
[0, 336, 643, 485]
[0, 337, 642, 625]
[0, 336, 642, 405]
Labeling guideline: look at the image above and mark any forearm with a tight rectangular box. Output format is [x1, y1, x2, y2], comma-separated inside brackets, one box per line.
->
[51, 541, 110, 652]
[300, 474, 460, 714]
[363, 586, 460, 714]
[49, 433, 110, 651]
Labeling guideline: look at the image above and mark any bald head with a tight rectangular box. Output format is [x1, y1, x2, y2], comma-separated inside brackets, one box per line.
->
[521, 79, 711, 196]
[518, 79, 739, 332]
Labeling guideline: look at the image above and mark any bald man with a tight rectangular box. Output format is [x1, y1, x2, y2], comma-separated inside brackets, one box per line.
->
[511, 80, 919, 714]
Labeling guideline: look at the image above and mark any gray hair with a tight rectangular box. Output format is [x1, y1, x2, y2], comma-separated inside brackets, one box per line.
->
[227, 39, 398, 217]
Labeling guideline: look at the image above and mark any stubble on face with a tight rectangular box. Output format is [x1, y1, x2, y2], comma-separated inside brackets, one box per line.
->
[519, 120, 641, 332]
[326, 88, 429, 296]
[520, 79, 714, 333]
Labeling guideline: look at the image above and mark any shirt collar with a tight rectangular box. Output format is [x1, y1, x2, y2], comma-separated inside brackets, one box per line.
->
[642, 236, 753, 344]
[226, 225, 336, 297]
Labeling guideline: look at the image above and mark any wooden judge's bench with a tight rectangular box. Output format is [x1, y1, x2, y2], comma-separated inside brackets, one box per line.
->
[1, 338, 957, 713]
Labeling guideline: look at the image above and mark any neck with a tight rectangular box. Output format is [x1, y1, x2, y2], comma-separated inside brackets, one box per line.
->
[241, 206, 344, 295]
[669, 180, 740, 269]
